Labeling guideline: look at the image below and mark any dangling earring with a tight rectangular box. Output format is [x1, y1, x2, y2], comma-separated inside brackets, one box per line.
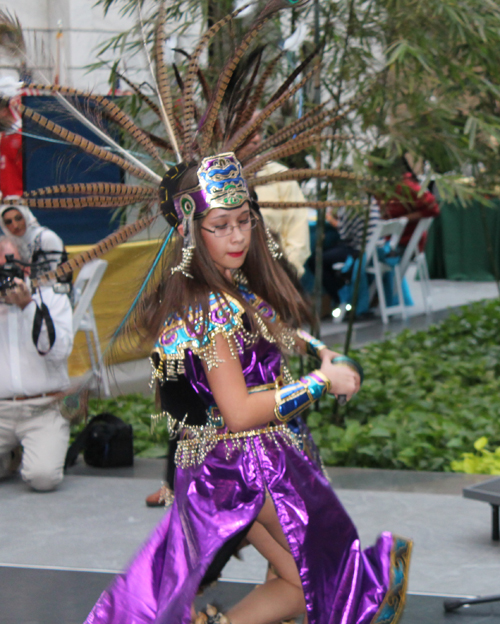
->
[265, 227, 283, 261]
[233, 268, 248, 285]
[171, 245, 194, 279]
[171, 210, 195, 278]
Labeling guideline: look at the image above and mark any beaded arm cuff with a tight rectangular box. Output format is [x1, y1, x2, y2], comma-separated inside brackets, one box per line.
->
[296, 329, 328, 360]
[274, 370, 331, 423]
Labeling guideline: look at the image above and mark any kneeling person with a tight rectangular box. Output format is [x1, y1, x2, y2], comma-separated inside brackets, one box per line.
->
[0, 237, 73, 491]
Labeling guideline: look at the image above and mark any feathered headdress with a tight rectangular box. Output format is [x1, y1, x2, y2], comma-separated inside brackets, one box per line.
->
[0, 0, 371, 317]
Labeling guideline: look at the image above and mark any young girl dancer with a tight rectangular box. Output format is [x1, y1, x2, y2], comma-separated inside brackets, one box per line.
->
[0, 2, 411, 620]
[84, 154, 411, 624]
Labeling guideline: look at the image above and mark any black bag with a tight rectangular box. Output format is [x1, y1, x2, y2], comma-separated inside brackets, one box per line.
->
[64, 412, 134, 469]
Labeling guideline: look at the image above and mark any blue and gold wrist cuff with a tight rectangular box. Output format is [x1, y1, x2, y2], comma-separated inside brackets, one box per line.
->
[274, 370, 331, 423]
[296, 328, 327, 361]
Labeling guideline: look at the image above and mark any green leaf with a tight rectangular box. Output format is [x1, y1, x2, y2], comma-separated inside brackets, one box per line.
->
[474, 436, 489, 451]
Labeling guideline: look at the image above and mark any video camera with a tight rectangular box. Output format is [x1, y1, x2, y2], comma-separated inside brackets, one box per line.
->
[0, 252, 72, 297]
[31, 249, 72, 294]
[0, 254, 25, 294]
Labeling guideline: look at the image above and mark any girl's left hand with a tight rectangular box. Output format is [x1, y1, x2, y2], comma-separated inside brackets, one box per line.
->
[320, 348, 342, 363]
[319, 350, 361, 402]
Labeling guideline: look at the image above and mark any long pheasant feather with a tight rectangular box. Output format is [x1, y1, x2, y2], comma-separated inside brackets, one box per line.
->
[25, 183, 156, 198]
[258, 0, 310, 20]
[26, 83, 166, 169]
[31, 214, 157, 288]
[172, 63, 184, 92]
[257, 199, 368, 209]
[247, 168, 370, 187]
[243, 132, 350, 174]
[199, 19, 269, 156]
[230, 50, 284, 136]
[145, 130, 174, 152]
[173, 48, 220, 137]
[240, 86, 372, 163]
[16, 100, 159, 183]
[198, 0, 303, 154]
[154, 1, 181, 154]
[112, 70, 163, 120]
[224, 46, 265, 143]
[25, 195, 156, 210]
[172, 48, 214, 102]
[239, 102, 330, 163]
[182, 3, 252, 160]
[226, 65, 316, 153]
[268, 45, 320, 106]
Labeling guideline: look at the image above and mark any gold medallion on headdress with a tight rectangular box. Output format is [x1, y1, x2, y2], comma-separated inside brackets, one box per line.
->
[197, 152, 250, 212]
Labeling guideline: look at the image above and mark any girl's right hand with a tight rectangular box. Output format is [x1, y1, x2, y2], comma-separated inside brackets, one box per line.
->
[319, 359, 360, 402]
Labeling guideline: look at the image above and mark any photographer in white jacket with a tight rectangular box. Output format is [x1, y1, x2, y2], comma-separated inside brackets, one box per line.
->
[0, 237, 73, 491]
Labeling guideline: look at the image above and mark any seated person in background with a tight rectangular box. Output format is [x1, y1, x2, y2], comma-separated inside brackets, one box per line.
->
[0, 237, 73, 491]
[306, 200, 381, 306]
[0, 199, 66, 278]
[378, 158, 439, 250]
[254, 163, 311, 279]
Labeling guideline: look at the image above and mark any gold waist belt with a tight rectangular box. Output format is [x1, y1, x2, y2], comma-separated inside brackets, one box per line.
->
[175, 423, 300, 469]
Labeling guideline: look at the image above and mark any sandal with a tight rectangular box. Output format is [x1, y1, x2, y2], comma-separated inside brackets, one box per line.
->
[193, 605, 231, 624]
[145, 483, 174, 508]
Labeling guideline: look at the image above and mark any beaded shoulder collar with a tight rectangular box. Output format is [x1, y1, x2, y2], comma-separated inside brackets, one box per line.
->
[151, 286, 294, 380]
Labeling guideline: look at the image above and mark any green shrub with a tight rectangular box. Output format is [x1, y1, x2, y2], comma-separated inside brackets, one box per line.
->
[305, 298, 500, 471]
[450, 436, 500, 474]
[72, 298, 500, 471]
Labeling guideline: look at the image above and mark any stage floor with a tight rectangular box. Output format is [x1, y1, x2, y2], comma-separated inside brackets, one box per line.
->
[2, 461, 500, 623]
[1, 565, 499, 624]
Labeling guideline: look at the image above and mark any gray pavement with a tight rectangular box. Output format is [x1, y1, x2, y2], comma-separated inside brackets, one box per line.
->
[322, 266, 500, 349]
[0, 463, 498, 598]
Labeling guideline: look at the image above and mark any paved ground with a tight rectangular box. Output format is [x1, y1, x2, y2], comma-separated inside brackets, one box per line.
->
[322, 267, 499, 349]
[1, 461, 500, 623]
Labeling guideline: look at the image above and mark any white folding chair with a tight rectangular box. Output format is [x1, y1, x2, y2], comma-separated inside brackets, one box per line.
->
[365, 217, 408, 324]
[72, 259, 110, 396]
[331, 217, 408, 324]
[399, 217, 434, 314]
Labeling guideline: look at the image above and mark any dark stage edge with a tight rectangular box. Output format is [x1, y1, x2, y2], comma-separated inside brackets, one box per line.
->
[1, 565, 500, 624]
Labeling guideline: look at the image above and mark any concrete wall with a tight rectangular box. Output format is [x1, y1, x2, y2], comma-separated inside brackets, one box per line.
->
[0, 0, 202, 92]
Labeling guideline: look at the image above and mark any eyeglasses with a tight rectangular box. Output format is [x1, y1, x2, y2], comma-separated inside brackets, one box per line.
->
[3, 214, 24, 226]
[201, 214, 257, 238]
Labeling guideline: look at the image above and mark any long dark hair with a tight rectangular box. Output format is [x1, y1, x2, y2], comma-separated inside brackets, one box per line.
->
[135, 168, 313, 342]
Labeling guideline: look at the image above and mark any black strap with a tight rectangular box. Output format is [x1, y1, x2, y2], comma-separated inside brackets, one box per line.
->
[32, 231, 44, 257]
[32, 230, 67, 270]
[32, 302, 56, 355]
[64, 426, 90, 470]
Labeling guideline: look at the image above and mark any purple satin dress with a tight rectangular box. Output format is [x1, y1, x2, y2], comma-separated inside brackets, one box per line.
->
[85, 296, 411, 624]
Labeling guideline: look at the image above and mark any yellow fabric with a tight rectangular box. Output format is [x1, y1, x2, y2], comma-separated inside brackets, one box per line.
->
[67, 239, 163, 377]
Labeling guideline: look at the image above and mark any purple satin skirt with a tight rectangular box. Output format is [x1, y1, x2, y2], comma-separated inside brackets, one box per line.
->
[85, 431, 411, 624]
